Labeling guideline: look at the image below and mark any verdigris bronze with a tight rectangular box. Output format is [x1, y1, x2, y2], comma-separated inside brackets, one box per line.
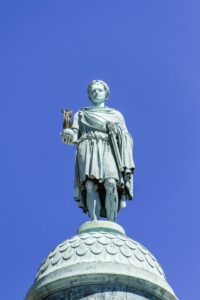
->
[61, 80, 135, 222]
[26, 221, 177, 300]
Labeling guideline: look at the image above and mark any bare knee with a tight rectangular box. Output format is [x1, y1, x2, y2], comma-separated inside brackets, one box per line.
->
[104, 178, 116, 193]
[85, 180, 97, 194]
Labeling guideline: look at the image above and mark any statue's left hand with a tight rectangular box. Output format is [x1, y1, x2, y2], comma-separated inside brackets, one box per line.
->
[107, 122, 118, 135]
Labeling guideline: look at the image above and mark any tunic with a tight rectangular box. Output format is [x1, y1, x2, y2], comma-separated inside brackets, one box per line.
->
[71, 106, 135, 217]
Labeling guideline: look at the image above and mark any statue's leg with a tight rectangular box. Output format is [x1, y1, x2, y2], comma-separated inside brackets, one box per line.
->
[85, 180, 101, 220]
[104, 178, 118, 222]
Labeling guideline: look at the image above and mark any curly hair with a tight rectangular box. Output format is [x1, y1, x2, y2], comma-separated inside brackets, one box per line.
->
[87, 80, 110, 101]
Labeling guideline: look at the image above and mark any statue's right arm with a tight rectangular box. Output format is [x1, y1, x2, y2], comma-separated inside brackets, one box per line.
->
[61, 111, 80, 145]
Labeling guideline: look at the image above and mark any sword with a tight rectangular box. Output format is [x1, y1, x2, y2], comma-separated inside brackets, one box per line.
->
[107, 123, 124, 180]
[107, 123, 128, 209]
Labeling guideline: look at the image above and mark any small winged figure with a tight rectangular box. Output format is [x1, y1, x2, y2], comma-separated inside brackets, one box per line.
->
[61, 108, 73, 129]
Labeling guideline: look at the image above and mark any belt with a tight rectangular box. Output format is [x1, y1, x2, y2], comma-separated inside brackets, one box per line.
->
[77, 134, 109, 144]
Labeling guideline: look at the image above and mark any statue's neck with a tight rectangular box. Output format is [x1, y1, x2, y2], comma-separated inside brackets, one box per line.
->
[92, 102, 105, 108]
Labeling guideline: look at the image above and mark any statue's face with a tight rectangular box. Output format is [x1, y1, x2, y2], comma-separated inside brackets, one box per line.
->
[89, 83, 107, 105]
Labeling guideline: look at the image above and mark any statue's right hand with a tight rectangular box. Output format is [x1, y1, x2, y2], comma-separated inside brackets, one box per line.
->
[61, 129, 74, 144]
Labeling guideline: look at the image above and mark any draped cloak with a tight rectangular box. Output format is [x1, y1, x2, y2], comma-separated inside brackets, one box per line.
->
[71, 106, 135, 218]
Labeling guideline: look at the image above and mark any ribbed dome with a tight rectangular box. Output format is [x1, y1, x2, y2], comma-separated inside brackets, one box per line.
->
[37, 227, 164, 281]
[26, 221, 177, 300]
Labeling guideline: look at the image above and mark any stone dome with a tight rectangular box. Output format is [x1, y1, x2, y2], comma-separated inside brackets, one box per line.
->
[26, 221, 177, 300]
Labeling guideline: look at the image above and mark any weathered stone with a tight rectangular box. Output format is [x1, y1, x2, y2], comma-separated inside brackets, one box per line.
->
[45, 284, 161, 300]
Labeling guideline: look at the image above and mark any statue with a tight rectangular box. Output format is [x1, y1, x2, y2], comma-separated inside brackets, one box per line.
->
[61, 80, 135, 222]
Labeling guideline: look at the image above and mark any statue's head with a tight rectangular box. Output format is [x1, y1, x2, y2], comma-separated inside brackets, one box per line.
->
[87, 80, 110, 104]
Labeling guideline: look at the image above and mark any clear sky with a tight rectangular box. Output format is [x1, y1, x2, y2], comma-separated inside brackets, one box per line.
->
[1, 1, 199, 299]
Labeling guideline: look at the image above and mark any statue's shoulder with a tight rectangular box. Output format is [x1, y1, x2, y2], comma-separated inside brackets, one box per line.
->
[108, 108, 124, 119]
[74, 108, 85, 116]
[78, 107, 90, 113]
[112, 108, 123, 115]
[74, 107, 124, 119]
[73, 108, 89, 121]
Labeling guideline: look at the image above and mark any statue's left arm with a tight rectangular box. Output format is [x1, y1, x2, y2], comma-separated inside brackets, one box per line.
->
[115, 111, 135, 174]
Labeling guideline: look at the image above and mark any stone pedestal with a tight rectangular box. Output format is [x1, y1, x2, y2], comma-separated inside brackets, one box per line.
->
[25, 221, 177, 300]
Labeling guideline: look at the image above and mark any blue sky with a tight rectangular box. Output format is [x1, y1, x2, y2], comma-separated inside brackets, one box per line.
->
[1, 1, 200, 299]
